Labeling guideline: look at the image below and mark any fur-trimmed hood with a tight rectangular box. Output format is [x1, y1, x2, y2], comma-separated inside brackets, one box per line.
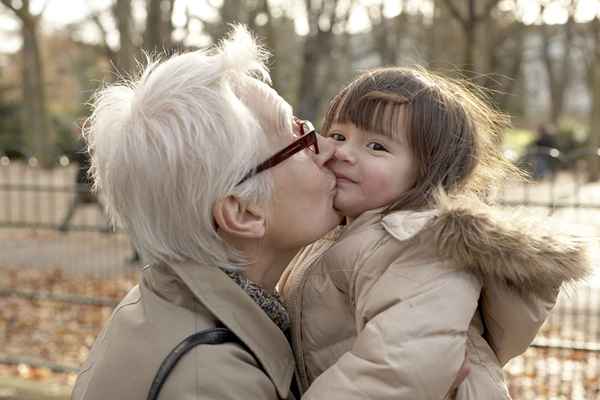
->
[382, 196, 592, 296]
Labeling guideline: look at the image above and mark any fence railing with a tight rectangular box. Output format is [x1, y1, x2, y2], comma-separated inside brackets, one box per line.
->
[1, 148, 599, 398]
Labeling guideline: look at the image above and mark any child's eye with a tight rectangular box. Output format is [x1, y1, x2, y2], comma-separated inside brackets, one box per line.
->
[330, 133, 346, 141]
[366, 142, 388, 152]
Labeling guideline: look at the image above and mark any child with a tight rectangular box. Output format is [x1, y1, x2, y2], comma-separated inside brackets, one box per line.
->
[279, 67, 590, 399]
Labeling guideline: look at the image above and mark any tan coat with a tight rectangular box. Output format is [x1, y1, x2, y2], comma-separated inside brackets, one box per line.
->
[280, 201, 590, 400]
[72, 262, 296, 400]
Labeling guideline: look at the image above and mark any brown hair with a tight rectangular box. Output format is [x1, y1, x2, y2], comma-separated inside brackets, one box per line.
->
[321, 67, 521, 211]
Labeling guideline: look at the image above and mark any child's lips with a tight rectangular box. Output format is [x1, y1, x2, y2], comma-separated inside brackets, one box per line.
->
[335, 173, 356, 184]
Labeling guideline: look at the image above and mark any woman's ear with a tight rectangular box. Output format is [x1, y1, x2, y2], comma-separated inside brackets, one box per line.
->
[213, 196, 266, 239]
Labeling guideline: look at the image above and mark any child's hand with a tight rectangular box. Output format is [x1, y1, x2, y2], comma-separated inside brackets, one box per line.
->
[444, 352, 470, 399]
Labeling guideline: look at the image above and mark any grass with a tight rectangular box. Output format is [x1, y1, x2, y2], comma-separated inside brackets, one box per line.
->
[503, 128, 535, 154]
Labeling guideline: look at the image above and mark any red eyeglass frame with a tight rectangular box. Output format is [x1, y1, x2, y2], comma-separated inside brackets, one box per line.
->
[237, 119, 319, 185]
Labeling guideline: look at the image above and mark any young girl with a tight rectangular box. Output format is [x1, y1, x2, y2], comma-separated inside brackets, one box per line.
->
[279, 67, 590, 399]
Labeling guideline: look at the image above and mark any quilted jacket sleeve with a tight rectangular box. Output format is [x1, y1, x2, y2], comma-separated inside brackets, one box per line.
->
[302, 262, 481, 400]
[480, 282, 559, 365]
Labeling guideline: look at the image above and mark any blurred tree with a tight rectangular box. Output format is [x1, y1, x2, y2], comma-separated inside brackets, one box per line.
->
[367, 0, 408, 66]
[296, 0, 356, 122]
[539, 0, 577, 125]
[587, 14, 600, 182]
[144, 0, 177, 53]
[438, 0, 502, 75]
[482, 1, 526, 112]
[0, 0, 55, 165]
[201, 0, 281, 89]
[90, 0, 139, 77]
[366, 0, 433, 67]
[203, 0, 264, 41]
[113, 0, 136, 75]
[0, 87, 23, 157]
[90, 0, 181, 78]
[201, 0, 356, 121]
[427, 0, 464, 67]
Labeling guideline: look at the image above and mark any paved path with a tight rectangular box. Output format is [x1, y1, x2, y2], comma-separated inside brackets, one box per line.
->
[0, 228, 137, 278]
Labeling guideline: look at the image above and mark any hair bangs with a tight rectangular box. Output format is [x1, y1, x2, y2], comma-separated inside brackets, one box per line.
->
[323, 87, 410, 142]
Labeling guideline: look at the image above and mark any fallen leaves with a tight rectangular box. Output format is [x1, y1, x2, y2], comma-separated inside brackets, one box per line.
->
[0, 266, 138, 387]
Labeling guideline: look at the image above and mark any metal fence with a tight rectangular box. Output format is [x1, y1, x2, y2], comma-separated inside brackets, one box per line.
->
[0, 155, 135, 277]
[1, 148, 600, 398]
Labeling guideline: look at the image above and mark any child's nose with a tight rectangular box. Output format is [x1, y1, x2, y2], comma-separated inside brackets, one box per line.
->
[332, 141, 356, 164]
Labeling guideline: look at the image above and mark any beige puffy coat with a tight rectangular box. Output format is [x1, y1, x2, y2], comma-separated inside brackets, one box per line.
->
[72, 262, 296, 400]
[280, 202, 589, 400]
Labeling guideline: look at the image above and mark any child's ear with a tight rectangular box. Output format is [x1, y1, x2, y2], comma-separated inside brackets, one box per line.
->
[212, 196, 266, 239]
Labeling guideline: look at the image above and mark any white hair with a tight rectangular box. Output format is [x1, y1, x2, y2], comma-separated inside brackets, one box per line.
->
[84, 25, 293, 269]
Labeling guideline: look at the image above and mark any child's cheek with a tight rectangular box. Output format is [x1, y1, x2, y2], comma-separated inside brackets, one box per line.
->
[363, 166, 400, 203]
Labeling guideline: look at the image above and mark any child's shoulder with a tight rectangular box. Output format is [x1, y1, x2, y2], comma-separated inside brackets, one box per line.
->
[418, 196, 590, 296]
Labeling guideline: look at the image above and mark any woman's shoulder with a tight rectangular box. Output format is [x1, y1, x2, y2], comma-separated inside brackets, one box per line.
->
[159, 339, 283, 400]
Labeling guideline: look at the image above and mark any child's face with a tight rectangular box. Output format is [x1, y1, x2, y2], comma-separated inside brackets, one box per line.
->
[325, 122, 417, 219]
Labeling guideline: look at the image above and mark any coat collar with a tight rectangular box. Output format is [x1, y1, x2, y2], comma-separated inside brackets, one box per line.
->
[381, 209, 438, 241]
[337, 206, 388, 239]
[339, 206, 437, 242]
[165, 262, 295, 398]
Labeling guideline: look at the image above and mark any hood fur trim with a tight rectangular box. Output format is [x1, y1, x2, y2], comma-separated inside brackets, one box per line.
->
[425, 194, 591, 295]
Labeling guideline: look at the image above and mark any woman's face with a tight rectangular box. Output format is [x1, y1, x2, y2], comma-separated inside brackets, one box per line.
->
[263, 120, 341, 253]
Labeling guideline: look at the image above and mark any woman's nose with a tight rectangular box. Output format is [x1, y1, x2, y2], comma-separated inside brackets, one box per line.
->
[312, 134, 336, 166]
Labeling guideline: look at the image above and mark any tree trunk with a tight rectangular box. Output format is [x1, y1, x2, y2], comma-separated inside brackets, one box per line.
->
[257, 0, 280, 90]
[296, 0, 349, 122]
[20, 12, 54, 165]
[297, 32, 332, 122]
[113, 0, 136, 77]
[588, 17, 600, 182]
[439, 0, 501, 77]
[483, 18, 525, 112]
[144, 0, 176, 54]
[144, 0, 162, 53]
[368, 0, 411, 67]
[463, 21, 476, 74]
[426, 0, 438, 66]
[463, 0, 476, 74]
[540, 3, 575, 125]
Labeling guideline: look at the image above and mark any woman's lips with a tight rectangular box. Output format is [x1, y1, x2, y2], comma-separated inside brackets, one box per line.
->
[336, 177, 353, 185]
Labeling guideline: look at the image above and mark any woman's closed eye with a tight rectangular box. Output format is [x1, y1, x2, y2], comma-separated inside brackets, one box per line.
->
[366, 142, 388, 152]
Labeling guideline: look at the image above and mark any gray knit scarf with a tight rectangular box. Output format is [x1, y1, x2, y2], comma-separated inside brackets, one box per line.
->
[223, 269, 290, 332]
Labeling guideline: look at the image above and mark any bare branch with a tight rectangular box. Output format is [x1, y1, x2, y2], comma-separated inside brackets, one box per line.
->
[180, 4, 192, 44]
[340, 0, 356, 27]
[37, 0, 50, 17]
[327, 0, 341, 27]
[493, 19, 524, 49]
[0, 0, 20, 14]
[479, 0, 502, 21]
[89, 11, 116, 62]
[205, 0, 220, 10]
[439, 0, 467, 27]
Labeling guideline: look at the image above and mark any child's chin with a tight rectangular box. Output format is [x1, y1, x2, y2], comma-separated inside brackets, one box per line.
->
[332, 202, 356, 220]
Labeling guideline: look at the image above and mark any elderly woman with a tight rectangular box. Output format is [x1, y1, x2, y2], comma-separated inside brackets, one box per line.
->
[71, 26, 340, 400]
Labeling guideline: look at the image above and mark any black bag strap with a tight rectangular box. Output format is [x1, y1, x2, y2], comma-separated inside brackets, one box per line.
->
[147, 327, 241, 400]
